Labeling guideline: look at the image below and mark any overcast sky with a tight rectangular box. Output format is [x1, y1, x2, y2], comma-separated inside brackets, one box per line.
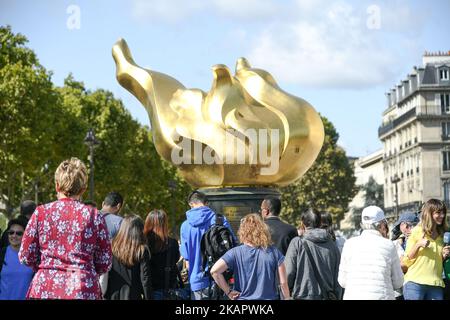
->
[1, 0, 450, 157]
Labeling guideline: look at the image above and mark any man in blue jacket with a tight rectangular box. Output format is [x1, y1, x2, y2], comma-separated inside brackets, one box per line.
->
[180, 191, 234, 300]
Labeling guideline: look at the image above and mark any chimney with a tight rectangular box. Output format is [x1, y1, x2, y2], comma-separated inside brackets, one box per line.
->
[386, 92, 392, 106]
[423, 50, 450, 65]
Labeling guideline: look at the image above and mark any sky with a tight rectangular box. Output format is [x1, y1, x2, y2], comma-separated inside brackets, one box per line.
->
[1, 0, 450, 157]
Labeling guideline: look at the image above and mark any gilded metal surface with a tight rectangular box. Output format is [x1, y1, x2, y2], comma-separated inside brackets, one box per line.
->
[112, 38, 324, 187]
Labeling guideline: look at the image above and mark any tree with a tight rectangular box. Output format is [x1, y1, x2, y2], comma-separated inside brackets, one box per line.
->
[362, 176, 384, 207]
[280, 116, 357, 228]
[0, 26, 191, 230]
[351, 176, 384, 229]
[0, 25, 65, 218]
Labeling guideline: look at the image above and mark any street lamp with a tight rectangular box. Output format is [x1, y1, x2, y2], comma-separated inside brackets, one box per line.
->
[168, 179, 177, 234]
[391, 173, 401, 220]
[84, 128, 100, 201]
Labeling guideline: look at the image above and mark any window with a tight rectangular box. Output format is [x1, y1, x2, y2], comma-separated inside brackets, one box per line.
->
[442, 122, 450, 140]
[441, 94, 450, 114]
[440, 69, 449, 81]
[443, 151, 450, 171]
[444, 181, 450, 203]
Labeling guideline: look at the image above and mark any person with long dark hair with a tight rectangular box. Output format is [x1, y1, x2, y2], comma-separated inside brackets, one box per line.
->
[0, 218, 34, 300]
[320, 212, 346, 253]
[144, 209, 184, 300]
[104, 215, 152, 300]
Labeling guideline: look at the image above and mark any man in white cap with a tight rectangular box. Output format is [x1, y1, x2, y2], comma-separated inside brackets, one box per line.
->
[338, 206, 404, 300]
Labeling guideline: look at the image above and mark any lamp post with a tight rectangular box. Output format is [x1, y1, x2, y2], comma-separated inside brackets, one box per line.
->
[168, 179, 177, 234]
[391, 173, 401, 220]
[84, 128, 100, 201]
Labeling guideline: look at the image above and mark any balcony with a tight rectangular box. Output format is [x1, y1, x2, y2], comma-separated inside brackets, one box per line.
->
[379, 108, 416, 137]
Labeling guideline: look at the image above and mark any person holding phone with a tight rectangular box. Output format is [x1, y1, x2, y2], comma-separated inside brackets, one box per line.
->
[403, 199, 450, 300]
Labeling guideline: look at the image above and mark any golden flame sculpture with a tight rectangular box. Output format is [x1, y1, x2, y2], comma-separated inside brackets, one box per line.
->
[112, 39, 324, 188]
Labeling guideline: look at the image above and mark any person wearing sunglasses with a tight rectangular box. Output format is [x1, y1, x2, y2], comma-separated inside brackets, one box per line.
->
[0, 200, 36, 251]
[392, 212, 420, 268]
[0, 218, 34, 300]
[391, 212, 420, 300]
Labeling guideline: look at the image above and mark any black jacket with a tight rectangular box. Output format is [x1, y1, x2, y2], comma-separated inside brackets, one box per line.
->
[149, 237, 181, 290]
[105, 247, 152, 300]
[265, 216, 298, 255]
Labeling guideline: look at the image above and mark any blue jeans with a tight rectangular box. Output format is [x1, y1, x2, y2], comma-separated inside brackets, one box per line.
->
[191, 283, 228, 300]
[154, 289, 191, 300]
[191, 287, 211, 300]
[403, 281, 444, 300]
[153, 290, 164, 300]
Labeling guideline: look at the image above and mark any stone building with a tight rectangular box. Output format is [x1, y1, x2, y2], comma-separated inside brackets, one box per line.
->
[379, 51, 450, 219]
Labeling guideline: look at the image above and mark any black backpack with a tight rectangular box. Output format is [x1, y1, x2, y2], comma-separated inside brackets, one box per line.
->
[200, 214, 235, 279]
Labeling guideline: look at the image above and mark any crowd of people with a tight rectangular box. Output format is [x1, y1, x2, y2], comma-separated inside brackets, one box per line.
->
[0, 156, 450, 300]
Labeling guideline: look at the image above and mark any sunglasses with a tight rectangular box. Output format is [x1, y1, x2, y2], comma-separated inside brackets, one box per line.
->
[8, 230, 24, 236]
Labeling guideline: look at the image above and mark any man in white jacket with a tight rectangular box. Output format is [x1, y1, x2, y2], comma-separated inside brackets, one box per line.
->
[338, 206, 404, 300]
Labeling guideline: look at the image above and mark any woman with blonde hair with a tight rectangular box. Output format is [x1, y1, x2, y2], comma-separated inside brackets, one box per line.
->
[104, 215, 152, 300]
[210, 213, 290, 300]
[403, 199, 450, 300]
[19, 157, 112, 299]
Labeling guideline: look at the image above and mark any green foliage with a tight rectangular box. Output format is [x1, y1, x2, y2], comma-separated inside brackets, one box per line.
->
[280, 116, 357, 228]
[362, 176, 384, 207]
[0, 26, 191, 233]
[0, 213, 7, 232]
[351, 176, 384, 229]
[0, 25, 64, 216]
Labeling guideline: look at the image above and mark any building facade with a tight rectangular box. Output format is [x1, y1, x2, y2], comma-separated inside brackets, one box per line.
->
[379, 51, 450, 219]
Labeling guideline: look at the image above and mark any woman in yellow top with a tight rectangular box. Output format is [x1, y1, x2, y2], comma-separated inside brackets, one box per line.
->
[402, 199, 450, 300]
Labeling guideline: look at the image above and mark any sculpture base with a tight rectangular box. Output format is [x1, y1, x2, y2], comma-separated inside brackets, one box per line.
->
[198, 187, 281, 236]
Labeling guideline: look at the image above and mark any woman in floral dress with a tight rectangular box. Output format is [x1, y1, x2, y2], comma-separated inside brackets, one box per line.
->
[19, 157, 112, 299]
